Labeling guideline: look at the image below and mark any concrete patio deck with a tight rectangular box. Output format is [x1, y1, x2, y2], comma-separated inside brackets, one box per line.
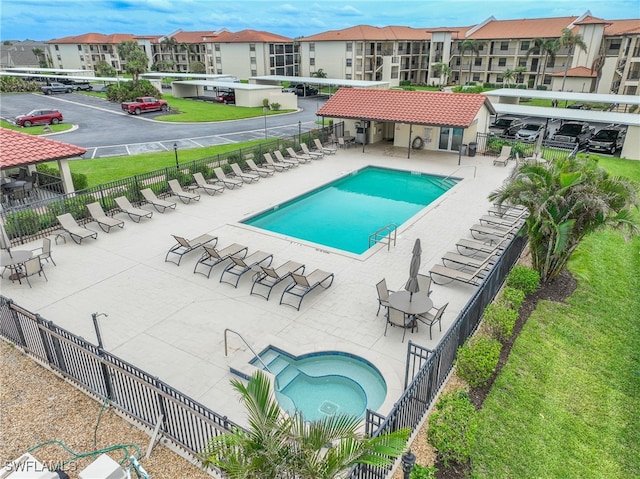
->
[0, 144, 515, 427]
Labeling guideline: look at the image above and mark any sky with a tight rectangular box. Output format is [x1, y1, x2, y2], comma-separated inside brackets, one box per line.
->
[1, 0, 639, 41]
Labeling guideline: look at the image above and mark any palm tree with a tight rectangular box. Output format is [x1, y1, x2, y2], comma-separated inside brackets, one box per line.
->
[202, 370, 410, 479]
[526, 38, 559, 89]
[590, 42, 606, 93]
[32, 47, 46, 68]
[458, 39, 482, 85]
[312, 68, 327, 78]
[502, 68, 515, 87]
[160, 36, 179, 72]
[558, 28, 587, 91]
[515, 65, 527, 85]
[432, 61, 452, 87]
[489, 157, 639, 283]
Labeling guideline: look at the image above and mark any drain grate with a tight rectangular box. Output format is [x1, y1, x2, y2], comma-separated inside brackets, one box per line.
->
[319, 400, 339, 416]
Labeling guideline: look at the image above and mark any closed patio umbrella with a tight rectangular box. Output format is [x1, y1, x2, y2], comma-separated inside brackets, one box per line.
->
[404, 238, 422, 301]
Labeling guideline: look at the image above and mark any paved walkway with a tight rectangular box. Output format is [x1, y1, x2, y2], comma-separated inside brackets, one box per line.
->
[1, 145, 514, 426]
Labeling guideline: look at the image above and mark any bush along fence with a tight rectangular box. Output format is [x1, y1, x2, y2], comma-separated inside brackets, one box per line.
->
[1, 123, 340, 246]
[350, 232, 528, 479]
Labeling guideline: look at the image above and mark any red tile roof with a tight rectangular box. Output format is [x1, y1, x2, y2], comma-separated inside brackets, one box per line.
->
[605, 18, 640, 35]
[551, 66, 597, 78]
[317, 89, 495, 127]
[47, 33, 137, 44]
[167, 31, 218, 43]
[467, 16, 578, 39]
[301, 25, 433, 41]
[0, 130, 87, 169]
[213, 29, 293, 43]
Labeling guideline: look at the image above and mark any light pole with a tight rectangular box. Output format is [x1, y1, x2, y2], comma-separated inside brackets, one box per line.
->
[263, 107, 268, 139]
[91, 312, 108, 349]
[173, 142, 179, 170]
[298, 120, 302, 141]
[401, 451, 416, 479]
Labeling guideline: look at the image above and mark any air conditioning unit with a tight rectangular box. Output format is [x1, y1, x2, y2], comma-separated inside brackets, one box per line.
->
[78, 455, 126, 479]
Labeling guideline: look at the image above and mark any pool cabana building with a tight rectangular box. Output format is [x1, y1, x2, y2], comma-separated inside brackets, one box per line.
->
[317, 88, 496, 155]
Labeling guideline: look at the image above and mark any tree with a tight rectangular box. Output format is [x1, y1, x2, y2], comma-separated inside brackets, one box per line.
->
[95, 60, 116, 77]
[160, 36, 179, 71]
[590, 42, 606, 93]
[558, 28, 587, 91]
[190, 61, 206, 74]
[202, 370, 410, 479]
[312, 68, 327, 78]
[515, 65, 527, 85]
[432, 61, 452, 86]
[117, 40, 148, 82]
[458, 39, 482, 85]
[526, 38, 559, 89]
[502, 68, 515, 86]
[489, 157, 639, 283]
[32, 47, 46, 68]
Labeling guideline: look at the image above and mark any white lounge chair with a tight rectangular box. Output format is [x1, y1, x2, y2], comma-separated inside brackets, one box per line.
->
[314, 138, 337, 155]
[285, 147, 313, 163]
[56, 213, 98, 244]
[214, 167, 243, 189]
[87, 202, 124, 233]
[230, 163, 260, 183]
[274, 150, 300, 167]
[141, 188, 177, 213]
[250, 260, 305, 300]
[193, 243, 248, 278]
[168, 179, 201, 203]
[246, 159, 274, 177]
[165, 233, 218, 266]
[280, 269, 335, 310]
[114, 196, 153, 222]
[193, 172, 224, 195]
[300, 143, 323, 159]
[493, 146, 513, 166]
[263, 152, 291, 171]
[219, 250, 274, 288]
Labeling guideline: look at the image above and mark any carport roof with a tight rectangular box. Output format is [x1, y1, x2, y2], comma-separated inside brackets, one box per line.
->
[0, 129, 87, 169]
[485, 88, 640, 106]
[172, 80, 279, 90]
[492, 103, 640, 127]
[317, 88, 495, 127]
[252, 75, 389, 88]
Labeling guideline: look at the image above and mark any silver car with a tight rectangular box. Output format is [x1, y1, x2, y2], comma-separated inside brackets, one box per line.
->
[515, 123, 545, 142]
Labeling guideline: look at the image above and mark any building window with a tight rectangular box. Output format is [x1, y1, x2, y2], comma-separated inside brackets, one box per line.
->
[250, 43, 255, 52]
[55, 45, 59, 51]
[500, 42, 509, 51]
[77, 45, 82, 51]
[518, 59, 527, 67]
[346, 74, 352, 80]
[473, 73, 481, 82]
[474, 58, 482, 66]
[309, 43, 315, 52]
[346, 58, 352, 67]
[496, 75, 504, 82]
[547, 58, 555, 67]
[346, 42, 352, 52]
[498, 58, 506, 67]
[309, 57, 315, 65]
[215, 44, 220, 51]
[520, 41, 530, 51]
[250, 57, 256, 64]
[252, 69, 257, 77]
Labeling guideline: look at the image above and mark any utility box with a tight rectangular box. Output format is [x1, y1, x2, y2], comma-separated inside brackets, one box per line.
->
[78, 454, 126, 479]
[468, 141, 477, 157]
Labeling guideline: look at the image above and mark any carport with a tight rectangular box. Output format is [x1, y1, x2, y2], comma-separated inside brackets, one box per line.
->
[485, 89, 640, 159]
[251, 75, 389, 94]
[169, 80, 293, 109]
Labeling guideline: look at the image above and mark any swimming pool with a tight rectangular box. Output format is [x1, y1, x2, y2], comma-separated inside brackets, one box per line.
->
[251, 347, 387, 421]
[243, 166, 458, 254]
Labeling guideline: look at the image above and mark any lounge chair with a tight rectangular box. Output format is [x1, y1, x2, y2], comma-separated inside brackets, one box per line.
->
[416, 302, 449, 340]
[214, 167, 243, 189]
[479, 214, 525, 228]
[493, 146, 512, 166]
[375, 278, 394, 317]
[193, 243, 248, 278]
[230, 163, 260, 183]
[314, 138, 337, 155]
[486, 204, 528, 219]
[219, 250, 274, 288]
[193, 172, 224, 195]
[250, 260, 305, 300]
[442, 251, 496, 270]
[429, 256, 494, 286]
[246, 159, 274, 177]
[165, 233, 218, 266]
[87, 202, 125, 233]
[469, 222, 518, 241]
[384, 307, 415, 342]
[56, 213, 98, 244]
[114, 196, 153, 222]
[263, 152, 291, 171]
[141, 188, 177, 213]
[168, 179, 201, 203]
[280, 269, 335, 310]
[455, 237, 506, 257]
[285, 147, 312, 163]
[300, 143, 323, 159]
[274, 150, 300, 167]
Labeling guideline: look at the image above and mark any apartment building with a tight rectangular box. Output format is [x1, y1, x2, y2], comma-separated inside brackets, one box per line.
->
[46, 29, 298, 80]
[298, 12, 640, 95]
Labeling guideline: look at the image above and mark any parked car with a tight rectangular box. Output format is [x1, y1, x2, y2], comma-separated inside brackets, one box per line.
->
[40, 82, 73, 95]
[214, 91, 235, 104]
[566, 103, 591, 110]
[588, 126, 626, 154]
[488, 117, 524, 137]
[515, 123, 546, 142]
[551, 121, 595, 146]
[15, 109, 63, 127]
[283, 84, 319, 96]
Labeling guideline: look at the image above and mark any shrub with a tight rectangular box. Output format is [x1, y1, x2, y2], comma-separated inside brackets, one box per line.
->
[456, 337, 502, 388]
[270, 102, 281, 111]
[506, 265, 540, 295]
[483, 302, 518, 341]
[411, 464, 438, 479]
[427, 389, 477, 467]
[500, 286, 526, 311]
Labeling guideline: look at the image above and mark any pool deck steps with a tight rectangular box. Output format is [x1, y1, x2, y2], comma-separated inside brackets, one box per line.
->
[275, 364, 300, 392]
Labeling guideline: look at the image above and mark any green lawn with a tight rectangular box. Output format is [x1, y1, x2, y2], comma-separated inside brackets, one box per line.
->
[64, 139, 267, 187]
[1, 119, 73, 134]
[471, 159, 640, 478]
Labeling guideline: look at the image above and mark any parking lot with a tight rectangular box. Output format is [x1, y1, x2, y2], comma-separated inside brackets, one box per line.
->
[0, 92, 325, 158]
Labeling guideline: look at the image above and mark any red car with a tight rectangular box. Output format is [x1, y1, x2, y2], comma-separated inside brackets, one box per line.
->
[15, 109, 63, 127]
[215, 91, 235, 104]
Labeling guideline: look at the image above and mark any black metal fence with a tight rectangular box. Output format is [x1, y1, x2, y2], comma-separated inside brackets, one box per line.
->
[1, 125, 338, 246]
[350, 232, 528, 479]
[0, 297, 241, 463]
[473, 133, 575, 163]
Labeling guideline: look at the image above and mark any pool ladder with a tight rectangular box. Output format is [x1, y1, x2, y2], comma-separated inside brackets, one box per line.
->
[369, 223, 397, 251]
[224, 328, 272, 374]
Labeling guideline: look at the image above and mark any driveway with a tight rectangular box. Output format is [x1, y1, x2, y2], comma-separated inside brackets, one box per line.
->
[0, 93, 327, 158]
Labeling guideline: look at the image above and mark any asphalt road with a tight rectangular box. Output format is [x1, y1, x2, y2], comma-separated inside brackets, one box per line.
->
[0, 92, 328, 158]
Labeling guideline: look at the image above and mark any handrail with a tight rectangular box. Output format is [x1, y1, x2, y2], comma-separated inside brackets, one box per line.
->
[369, 223, 397, 251]
[443, 165, 477, 183]
[224, 328, 272, 373]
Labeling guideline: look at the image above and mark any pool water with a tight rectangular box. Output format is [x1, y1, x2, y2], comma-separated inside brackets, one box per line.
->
[252, 347, 387, 421]
[243, 166, 458, 254]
